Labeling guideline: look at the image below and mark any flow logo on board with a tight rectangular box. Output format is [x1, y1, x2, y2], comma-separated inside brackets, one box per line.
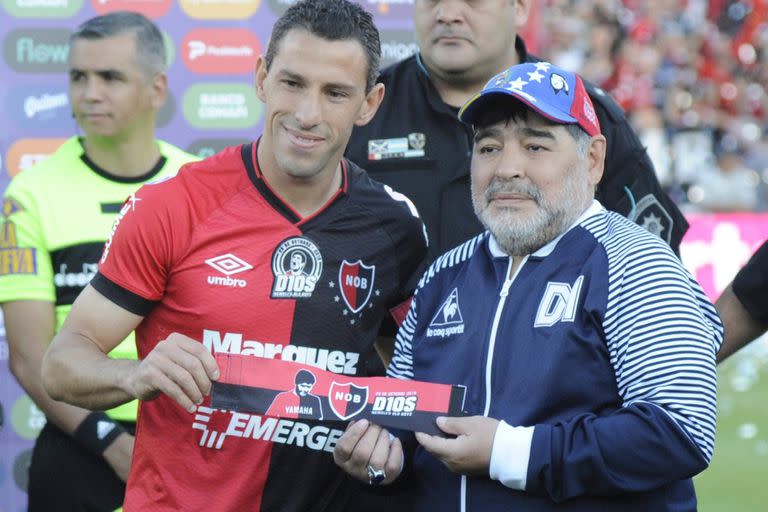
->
[4, 28, 70, 72]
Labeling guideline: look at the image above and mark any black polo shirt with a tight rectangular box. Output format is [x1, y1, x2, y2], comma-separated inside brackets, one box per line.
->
[733, 240, 768, 322]
[346, 37, 688, 261]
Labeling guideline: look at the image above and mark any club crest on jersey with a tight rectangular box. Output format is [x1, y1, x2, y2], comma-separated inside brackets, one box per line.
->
[338, 260, 376, 314]
[328, 382, 368, 420]
[427, 288, 465, 338]
[271, 236, 323, 299]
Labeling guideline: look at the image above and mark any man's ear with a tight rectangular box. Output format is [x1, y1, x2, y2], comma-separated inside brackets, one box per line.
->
[150, 73, 168, 110]
[355, 83, 385, 127]
[514, 0, 532, 30]
[254, 55, 268, 103]
[587, 135, 606, 186]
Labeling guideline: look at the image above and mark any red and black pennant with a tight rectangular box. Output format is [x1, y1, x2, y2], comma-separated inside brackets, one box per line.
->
[211, 353, 466, 435]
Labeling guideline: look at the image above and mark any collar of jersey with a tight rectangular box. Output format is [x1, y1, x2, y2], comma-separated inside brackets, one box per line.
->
[246, 138, 349, 226]
[488, 200, 604, 259]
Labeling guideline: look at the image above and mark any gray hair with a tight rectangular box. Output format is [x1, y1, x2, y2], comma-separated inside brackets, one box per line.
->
[564, 124, 592, 161]
[70, 11, 166, 78]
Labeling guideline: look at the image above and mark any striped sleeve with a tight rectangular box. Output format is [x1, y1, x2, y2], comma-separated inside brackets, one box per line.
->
[526, 216, 723, 501]
[387, 295, 418, 380]
[600, 220, 722, 462]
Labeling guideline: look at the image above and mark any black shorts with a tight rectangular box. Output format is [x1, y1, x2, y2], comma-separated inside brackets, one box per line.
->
[28, 420, 135, 512]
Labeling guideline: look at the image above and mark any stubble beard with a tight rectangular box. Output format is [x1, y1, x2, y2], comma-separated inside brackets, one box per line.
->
[473, 164, 593, 257]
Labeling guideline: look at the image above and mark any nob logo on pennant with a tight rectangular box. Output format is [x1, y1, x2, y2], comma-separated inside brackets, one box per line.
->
[211, 354, 466, 435]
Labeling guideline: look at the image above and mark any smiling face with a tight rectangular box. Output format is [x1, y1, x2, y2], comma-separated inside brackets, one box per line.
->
[470, 109, 605, 256]
[68, 32, 165, 141]
[414, 0, 529, 84]
[255, 28, 383, 186]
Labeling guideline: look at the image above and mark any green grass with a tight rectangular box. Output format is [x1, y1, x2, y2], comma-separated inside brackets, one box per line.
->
[696, 338, 768, 512]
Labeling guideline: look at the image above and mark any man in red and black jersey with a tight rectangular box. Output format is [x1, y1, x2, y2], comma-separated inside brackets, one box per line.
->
[41, 1, 427, 510]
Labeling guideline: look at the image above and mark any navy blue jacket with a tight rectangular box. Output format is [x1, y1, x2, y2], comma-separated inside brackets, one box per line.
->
[389, 202, 722, 511]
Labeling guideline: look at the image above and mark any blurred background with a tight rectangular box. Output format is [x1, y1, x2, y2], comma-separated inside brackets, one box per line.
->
[1, 1, 766, 510]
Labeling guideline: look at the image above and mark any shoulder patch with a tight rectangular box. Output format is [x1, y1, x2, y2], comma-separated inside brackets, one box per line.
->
[628, 194, 673, 244]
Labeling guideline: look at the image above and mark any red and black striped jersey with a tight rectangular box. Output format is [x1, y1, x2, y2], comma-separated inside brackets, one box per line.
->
[93, 141, 428, 511]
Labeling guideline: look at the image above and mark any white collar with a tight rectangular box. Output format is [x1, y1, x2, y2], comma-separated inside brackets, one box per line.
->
[488, 200, 605, 259]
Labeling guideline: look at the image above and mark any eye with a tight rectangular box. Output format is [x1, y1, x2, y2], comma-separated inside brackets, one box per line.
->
[282, 79, 300, 88]
[328, 89, 348, 100]
[475, 143, 499, 155]
[526, 144, 546, 153]
[69, 71, 85, 82]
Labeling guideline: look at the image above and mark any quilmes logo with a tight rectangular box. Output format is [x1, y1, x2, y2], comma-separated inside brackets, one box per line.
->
[182, 28, 261, 74]
[180, 0, 260, 20]
[183, 83, 261, 129]
[3, 0, 84, 18]
[4, 28, 70, 73]
[379, 29, 419, 68]
[205, 253, 253, 288]
[91, 0, 172, 18]
[7, 85, 70, 130]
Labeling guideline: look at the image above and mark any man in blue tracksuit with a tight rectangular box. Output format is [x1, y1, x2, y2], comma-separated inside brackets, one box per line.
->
[334, 62, 723, 511]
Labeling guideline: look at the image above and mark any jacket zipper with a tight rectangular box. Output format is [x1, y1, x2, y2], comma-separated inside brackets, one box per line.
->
[460, 256, 524, 512]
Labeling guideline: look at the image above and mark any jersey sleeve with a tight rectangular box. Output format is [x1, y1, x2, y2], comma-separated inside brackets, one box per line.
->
[732, 239, 768, 322]
[523, 242, 723, 500]
[383, 185, 429, 328]
[93, 178, 185, 315]
[0, 179, 55, 303]
[589, 87, 689, 254]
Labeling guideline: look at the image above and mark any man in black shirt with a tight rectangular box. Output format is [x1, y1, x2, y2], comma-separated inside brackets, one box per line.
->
[347, 0, 687, 261]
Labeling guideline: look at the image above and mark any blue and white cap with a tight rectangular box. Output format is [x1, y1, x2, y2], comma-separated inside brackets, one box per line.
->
[458, 62, 601, 137]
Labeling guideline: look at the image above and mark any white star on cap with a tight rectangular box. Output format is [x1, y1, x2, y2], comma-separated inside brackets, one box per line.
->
[534, 62, 551, 72]
[527, 70, 545, 83]
[507, 77, 527, 91]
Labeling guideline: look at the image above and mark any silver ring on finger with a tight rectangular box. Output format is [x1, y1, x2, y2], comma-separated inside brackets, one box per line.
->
[366, 464, 386, 486]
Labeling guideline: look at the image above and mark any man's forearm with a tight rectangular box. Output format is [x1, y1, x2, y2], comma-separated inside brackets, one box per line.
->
[42, 330, 139, 410]
[715, 284, 768, 363]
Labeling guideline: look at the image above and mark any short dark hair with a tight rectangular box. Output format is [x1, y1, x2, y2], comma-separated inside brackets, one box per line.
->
[265, 0, 381, 92]
[70, 11, 166, 78]
[295, 370, 316, 385]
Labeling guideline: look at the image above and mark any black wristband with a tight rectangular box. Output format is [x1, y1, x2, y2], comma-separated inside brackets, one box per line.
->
[72, 411, 127, 456]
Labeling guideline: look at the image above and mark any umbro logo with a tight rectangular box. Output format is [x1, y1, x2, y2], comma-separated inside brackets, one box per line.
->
[205, 253, 252, 288]
[426, 288, 465, 338]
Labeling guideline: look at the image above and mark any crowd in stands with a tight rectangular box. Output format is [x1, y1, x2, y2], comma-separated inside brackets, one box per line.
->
[537, 0, 768, 212]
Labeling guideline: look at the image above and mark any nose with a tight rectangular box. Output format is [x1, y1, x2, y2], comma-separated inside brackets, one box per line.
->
[294, 90, 322, 129]
[494, 145, 526, 179]
[81, 76, 104, 103]
[435, 0, 464, 24]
